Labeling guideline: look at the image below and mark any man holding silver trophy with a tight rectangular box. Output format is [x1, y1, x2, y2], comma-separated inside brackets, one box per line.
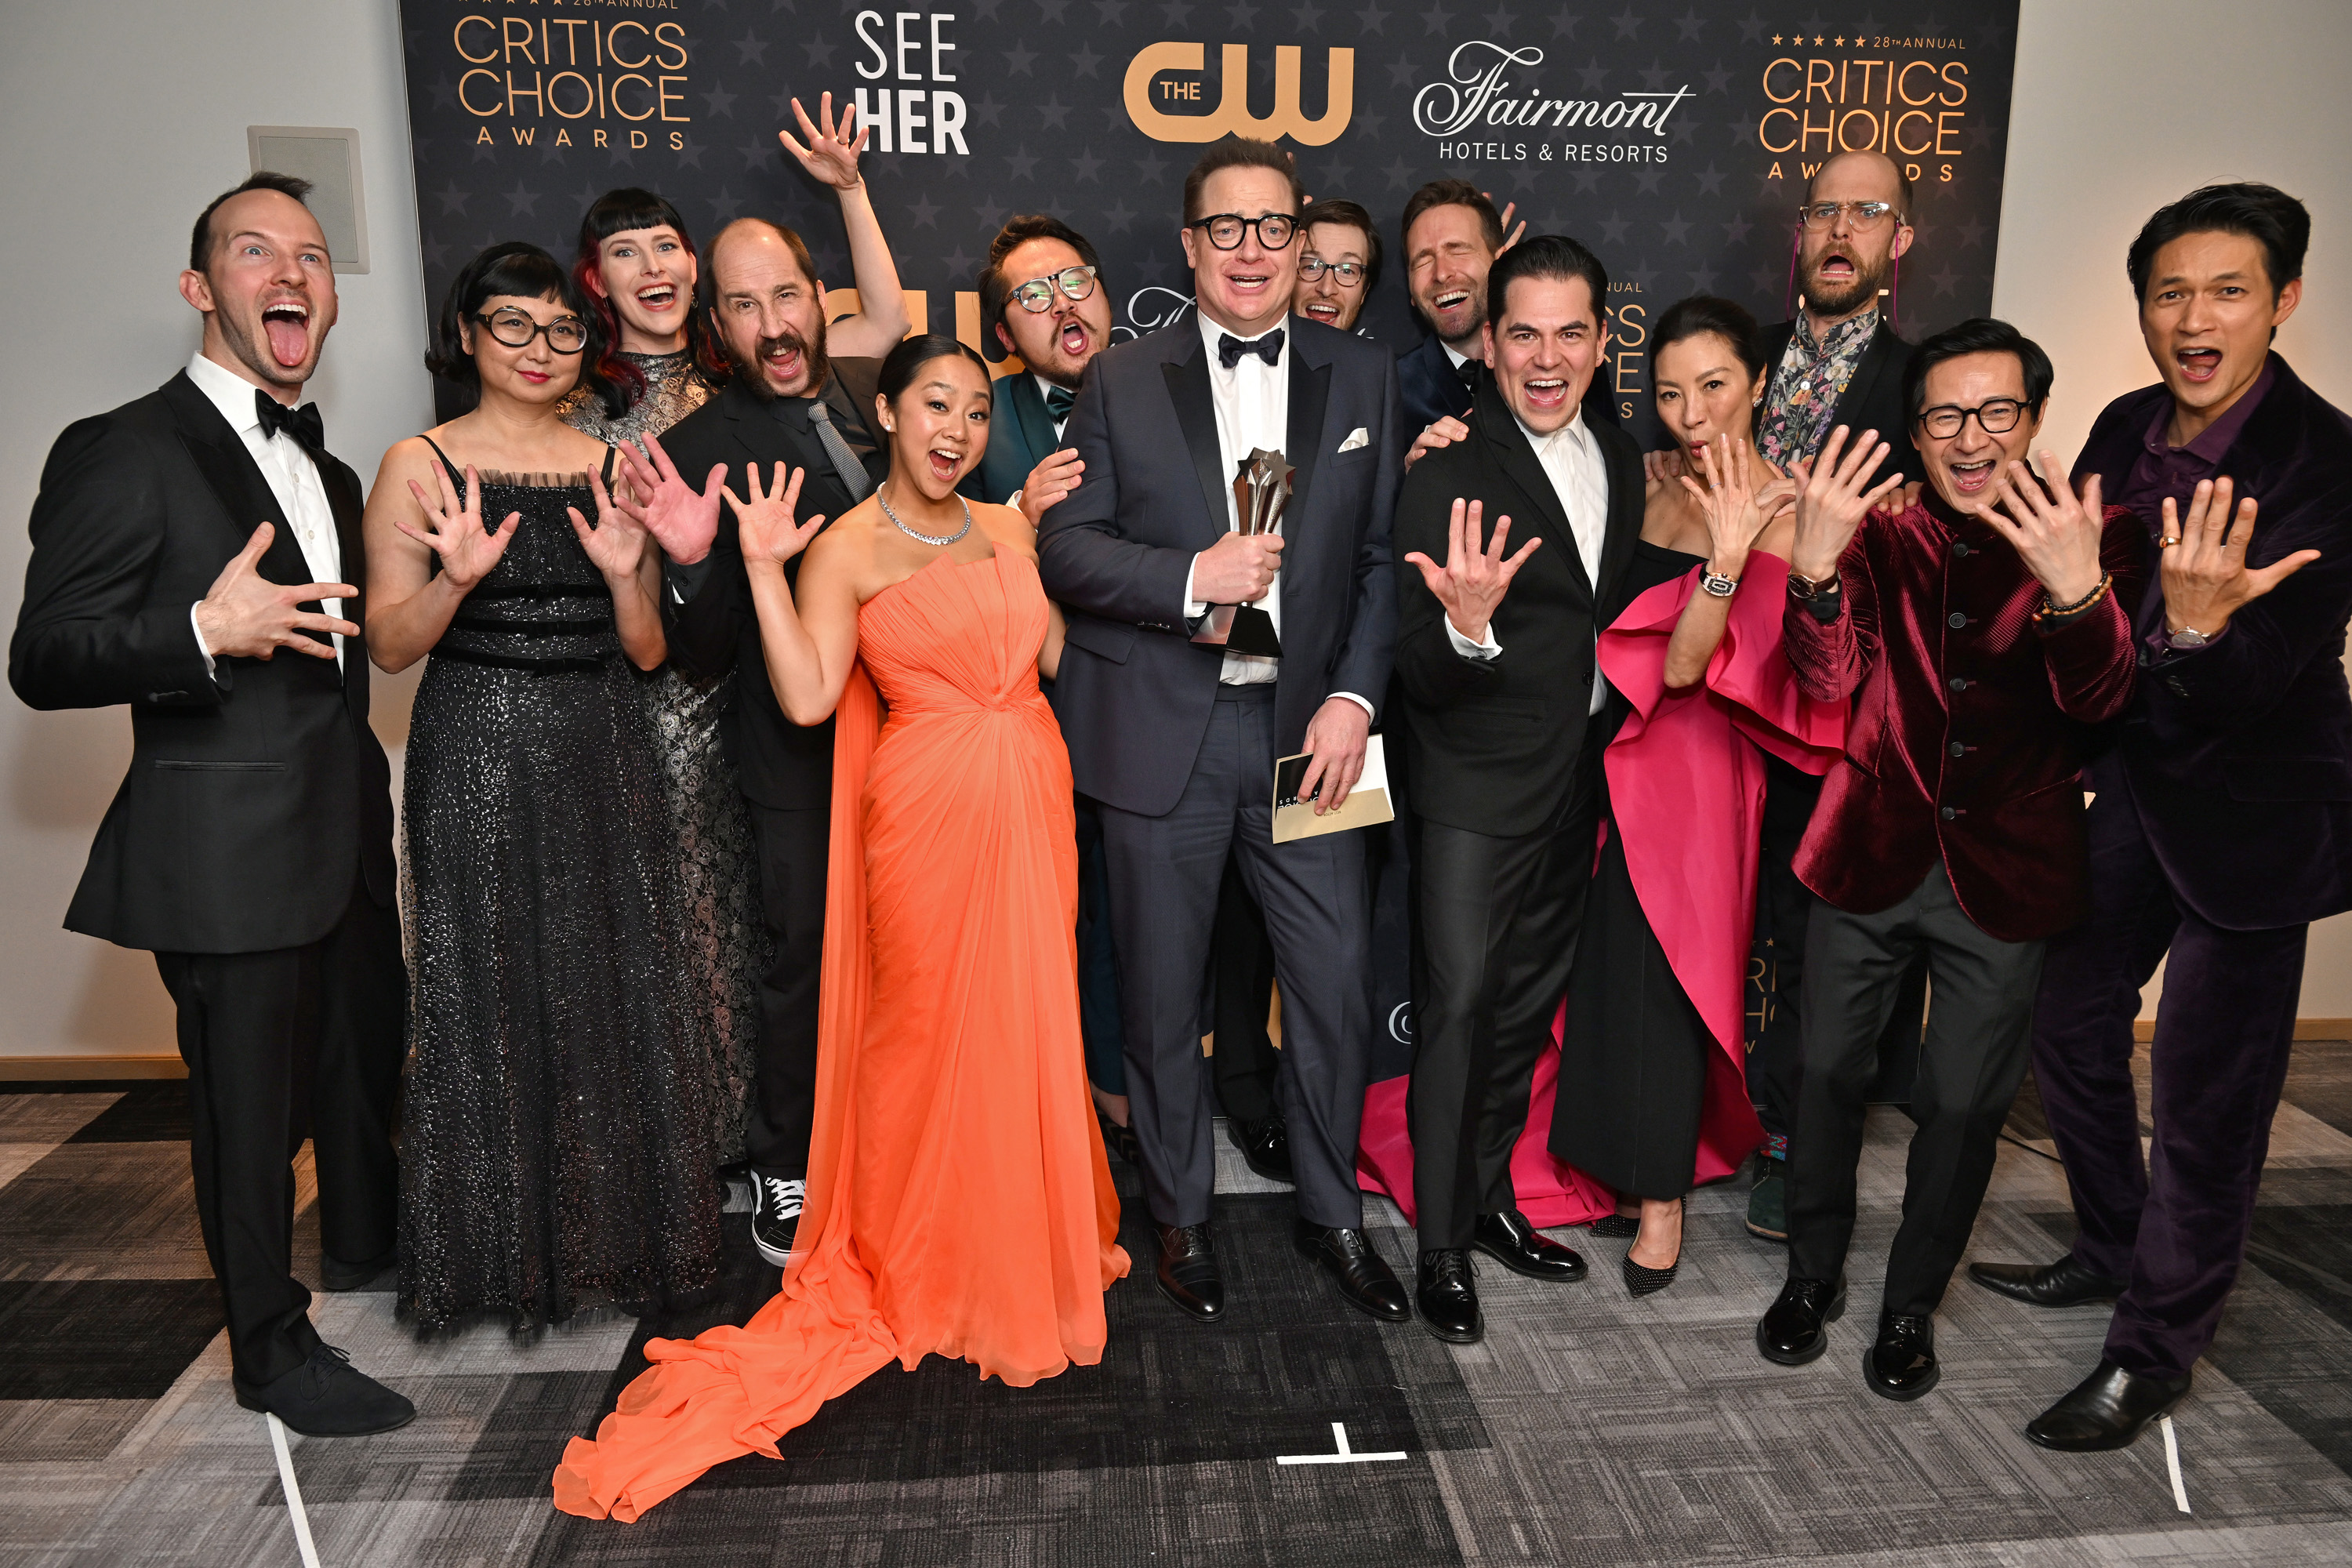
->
[1039, 137, 1409, 1327]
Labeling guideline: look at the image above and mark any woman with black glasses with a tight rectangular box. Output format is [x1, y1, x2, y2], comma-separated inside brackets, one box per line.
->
[364, 241, 723, 1333]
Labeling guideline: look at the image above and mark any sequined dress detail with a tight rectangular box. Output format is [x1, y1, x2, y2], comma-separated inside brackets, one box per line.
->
[563, 352, 764, 1165]
[398, 438, 721, 1334]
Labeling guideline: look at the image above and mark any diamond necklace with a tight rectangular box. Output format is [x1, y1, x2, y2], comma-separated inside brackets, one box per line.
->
[876, 483, 973, 547]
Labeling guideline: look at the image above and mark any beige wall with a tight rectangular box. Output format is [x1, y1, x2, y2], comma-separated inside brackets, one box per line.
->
[3, 0, 2350, 1059]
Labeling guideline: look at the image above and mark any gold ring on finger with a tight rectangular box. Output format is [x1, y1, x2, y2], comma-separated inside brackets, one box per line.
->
[2158, 535, 2180, 548]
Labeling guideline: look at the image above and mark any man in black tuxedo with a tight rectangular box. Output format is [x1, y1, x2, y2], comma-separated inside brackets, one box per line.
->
[1391, 236, 1639, 1341]
[622, 216, 885, 1266]
[1040, 137, 1408, 1326]
[9, 174, 408, 1435]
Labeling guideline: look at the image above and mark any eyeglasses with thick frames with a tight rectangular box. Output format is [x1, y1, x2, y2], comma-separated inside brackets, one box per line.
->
[1298, 256, 1366, 286]
[1797, 201, 1904, 232]
[474, 310, 588, 354]
[1189, 212, 1299, 250]
[1008, 265, 1098, 313]
[1916, 398, 2027, 439]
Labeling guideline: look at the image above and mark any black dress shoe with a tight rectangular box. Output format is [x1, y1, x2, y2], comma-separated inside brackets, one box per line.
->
[2027, 1359, 2193, 1451]
[320, 1248, 394, 1292]
[1864, 1311, 1939, 1400]
[1097, 1109, 1142, 1167]
[1415, 1249, 1483, 1344]
[233, 1344, 415, 1437]
[1153, 1221, 1226, 1323]
[1226, 1113, 1294, 1185]
[1472, 1209, 1587, 1282]
[1755, 1276, 1846, 1365]
[1295, 1222, 1410, 1322]
[1968, 1255, 2129, 1309]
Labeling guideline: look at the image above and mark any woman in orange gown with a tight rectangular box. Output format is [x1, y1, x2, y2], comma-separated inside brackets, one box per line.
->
[554, 335, 1128, 1522]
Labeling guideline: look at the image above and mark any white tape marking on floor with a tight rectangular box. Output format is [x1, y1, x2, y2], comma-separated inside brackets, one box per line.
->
[2161, 1415, 2191, 1514]
[1276, 1421, 1407, 1465]
[266, 1412, 325, 1568]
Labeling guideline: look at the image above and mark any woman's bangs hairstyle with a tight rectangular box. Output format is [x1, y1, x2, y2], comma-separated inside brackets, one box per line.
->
[426, 241, 610, 401]
[572, 188, 712, 416]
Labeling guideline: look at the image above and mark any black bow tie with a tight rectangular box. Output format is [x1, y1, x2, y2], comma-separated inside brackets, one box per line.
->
[254, 390, 324, 450]
[1044, 383, 1076, 423]
[1457, 358, 1480, 390]
[1218, 328, 1285, 370]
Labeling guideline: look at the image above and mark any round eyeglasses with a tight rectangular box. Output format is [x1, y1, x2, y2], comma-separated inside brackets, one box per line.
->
[1298, 256, 1366, 286]
[1009, 265, 1098, 313]
[1916, 398, 2026, 439]
[474, 310, 588, 354]
[1797, 201, 1902, 232]
[1189, 212, 1299, 251]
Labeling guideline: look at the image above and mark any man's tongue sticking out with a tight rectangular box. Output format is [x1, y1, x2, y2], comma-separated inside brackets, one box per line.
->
[264, 308, 308, 368]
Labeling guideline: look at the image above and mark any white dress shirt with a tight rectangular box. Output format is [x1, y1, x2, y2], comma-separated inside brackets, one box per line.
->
[184, 351, 343, 672]
[1448, 410, 1611, 715]
[1180, 313, 1372, 717]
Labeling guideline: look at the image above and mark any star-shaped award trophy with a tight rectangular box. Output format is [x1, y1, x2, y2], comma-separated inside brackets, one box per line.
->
[1191, 447, 1290, 658]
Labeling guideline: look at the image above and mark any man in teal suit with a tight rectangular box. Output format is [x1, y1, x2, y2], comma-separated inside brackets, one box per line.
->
[966, 215, 1116, 514]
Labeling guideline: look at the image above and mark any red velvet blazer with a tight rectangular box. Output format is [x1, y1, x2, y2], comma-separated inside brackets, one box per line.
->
[1783, 490, 2145, 942]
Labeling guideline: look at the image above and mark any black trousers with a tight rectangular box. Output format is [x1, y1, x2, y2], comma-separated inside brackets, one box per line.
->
[1409, 746, 1601, 1250]
[154, 878, 403, 1387]
[746, 803, 827, 1178]
[1210, 853, 1282, 1123]
[1786, 864, 2045, 1316]
[1099, 686, 1372, 1231]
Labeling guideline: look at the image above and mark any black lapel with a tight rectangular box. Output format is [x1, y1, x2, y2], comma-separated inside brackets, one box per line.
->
[1010, 373, 1062, 463]
[163, 373, 313, 586]
[1283, 326, 1333, 539]
[1475, 383, 1580, 590]
[318, 456, 368, 693]
[1831, 321, 1901, 434]
[1161, 335, 1231, 544]
[1591, 425, 1646, 612]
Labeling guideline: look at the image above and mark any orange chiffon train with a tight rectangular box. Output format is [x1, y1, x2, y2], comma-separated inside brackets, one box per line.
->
[553, 547, 1129, 1521]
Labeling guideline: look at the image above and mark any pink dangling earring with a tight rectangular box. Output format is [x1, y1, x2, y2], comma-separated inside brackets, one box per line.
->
[1886, 248, 1901, 332]
[1784, 221, 1802, 320]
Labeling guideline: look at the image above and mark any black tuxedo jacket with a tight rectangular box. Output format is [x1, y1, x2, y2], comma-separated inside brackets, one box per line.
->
[9, 372, 395, 953]
[1398, 330, 1620, 442]
[1040, 315, 1403, 817]
[1759, 316, 1922, 482]
[656, 361, 884, 811]
[2075, 354, 2352, 929]
[1392, 377, 1646, 838]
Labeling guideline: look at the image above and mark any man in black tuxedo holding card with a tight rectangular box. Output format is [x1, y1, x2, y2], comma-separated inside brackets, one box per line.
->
[1040, 137, 1407, 1326]
[1391, 236, 1644, 1342]
[9, 174, 408, 1435]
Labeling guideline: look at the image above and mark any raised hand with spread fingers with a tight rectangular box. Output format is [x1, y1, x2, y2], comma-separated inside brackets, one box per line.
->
[615, 430, 728, 565]
[1972, 452, 2111, 608]
[1786, 425, 1906, 587]
[2158, 475, 2320, 638]
[1403, 496, 1541, 647]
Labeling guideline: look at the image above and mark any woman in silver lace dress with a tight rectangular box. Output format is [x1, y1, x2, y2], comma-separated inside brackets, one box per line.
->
[560, 189, 765, 1168]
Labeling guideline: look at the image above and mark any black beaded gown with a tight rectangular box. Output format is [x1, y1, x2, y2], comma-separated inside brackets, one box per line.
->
[561, 353, 765, 1168]
[397, 437, 721, 1334]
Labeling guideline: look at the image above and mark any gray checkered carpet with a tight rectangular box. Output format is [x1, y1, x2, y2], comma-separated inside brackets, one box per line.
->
[6, 1048, 2352, 1566]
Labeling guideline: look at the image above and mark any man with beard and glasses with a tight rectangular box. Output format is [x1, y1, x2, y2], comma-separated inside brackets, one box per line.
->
[10, 173, 408, 1435]
[1740, 148, 1931, 1247]
[613, 194, 903, 1268]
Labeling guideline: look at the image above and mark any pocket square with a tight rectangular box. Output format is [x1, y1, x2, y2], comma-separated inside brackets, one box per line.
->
[1337, 426, 1370, 452]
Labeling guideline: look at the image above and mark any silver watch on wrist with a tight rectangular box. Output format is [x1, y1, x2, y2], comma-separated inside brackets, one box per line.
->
[2165, 625, 2212, 651]
[1699, 566, 1740, 598]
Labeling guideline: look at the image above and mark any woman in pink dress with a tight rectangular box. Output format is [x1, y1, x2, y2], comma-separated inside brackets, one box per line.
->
[1549, 297, 1847, 1294]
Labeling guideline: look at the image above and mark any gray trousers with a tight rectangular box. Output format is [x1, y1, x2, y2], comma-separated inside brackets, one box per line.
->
[1787, 863, 2046, 1316]
[1098, 686, 1372, 1231]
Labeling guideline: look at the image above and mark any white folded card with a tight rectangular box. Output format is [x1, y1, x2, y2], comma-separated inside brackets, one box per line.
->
[1272, 734, 1395, 843]
[1336, 426, 1369, 452]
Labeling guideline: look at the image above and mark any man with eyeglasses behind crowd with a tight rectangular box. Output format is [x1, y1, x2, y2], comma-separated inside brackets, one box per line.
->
[1293, 199, 1381, 332]
[967, 214, 1114, 521]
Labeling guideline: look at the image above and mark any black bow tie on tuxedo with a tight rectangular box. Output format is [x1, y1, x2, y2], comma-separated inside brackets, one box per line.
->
[1218, 328, 1285, 370]
[254, 390, 325, 450]
[1457, 358, 1479, 390]
[1044, 383, 1076, 423]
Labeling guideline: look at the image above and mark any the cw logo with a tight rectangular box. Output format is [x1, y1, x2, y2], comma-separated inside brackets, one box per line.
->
[1123, 43, 1354, 145]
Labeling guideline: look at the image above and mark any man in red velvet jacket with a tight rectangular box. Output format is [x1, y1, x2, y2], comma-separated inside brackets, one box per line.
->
[1752, 318, 2144, 1401]
[1969, 184, 2352, 1453]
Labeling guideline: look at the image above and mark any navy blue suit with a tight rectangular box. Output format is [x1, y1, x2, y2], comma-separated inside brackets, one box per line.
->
[1397, 329, 1619, 442]
[961, 370, 1066, 506]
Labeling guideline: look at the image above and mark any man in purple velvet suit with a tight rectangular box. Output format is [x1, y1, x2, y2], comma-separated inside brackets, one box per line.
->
[1969, 184, 2352, 1452]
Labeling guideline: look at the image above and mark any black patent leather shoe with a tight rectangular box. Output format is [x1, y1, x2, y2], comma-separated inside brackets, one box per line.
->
[233, 1344, 415, 1437]
[1864, 1311, 1939, 1401]
[1968, 1255, 2129, 1309]
[1472, 1208, 1587, 1282]
[2027, 1360, 2192, 1451]
[1755, 1276, 1846, 1365]
[1416, 1249, 1483, 1344]
[320, 1248, 394, 1292]
[1153, 1221, 1226, 1323]
[1295, 1221, 1410, 1322]
[1226, 1113, 1294, 1185]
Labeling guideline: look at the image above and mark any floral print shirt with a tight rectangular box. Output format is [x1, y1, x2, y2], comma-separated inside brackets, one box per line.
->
[1755, 307, 1879, 467]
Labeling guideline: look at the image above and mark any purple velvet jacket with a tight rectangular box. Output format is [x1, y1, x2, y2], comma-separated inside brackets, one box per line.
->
[2076, 354, 2352, 930]
[1783, 491, 2144, 942]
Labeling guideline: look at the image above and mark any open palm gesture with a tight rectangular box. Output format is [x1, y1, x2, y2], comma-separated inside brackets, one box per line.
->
[1788, 425, 1905, 581]
[1975, 452, 2108, 605]
[567, 463, 652, 582]
[780, 93, 868, 191]
[723, 463, 826, 568]
[400, 459, 519, 591]
[1403, 498, 1540, 644]
[615, 431, 728, 564]
[2160, 475, 2320, 635]
[1679, 434, 1792, 570]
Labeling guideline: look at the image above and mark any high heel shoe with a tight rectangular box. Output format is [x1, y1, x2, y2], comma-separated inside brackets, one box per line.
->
[1621, 1198, 1686, 1298]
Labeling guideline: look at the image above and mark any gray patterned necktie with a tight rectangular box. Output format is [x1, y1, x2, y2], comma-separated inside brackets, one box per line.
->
[805, 398, 873, 503]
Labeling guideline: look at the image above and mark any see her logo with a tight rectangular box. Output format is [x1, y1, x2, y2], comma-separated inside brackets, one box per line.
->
[1123, 44, 1354, 145]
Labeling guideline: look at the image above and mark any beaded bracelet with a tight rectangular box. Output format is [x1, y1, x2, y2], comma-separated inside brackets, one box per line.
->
[2034, 572, 2111, 625]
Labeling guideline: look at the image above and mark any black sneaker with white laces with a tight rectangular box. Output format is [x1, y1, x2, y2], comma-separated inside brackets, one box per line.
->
[750, 1170, 806, 1266]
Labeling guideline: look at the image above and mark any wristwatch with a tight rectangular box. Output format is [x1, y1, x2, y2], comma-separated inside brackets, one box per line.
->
[1699, 566, 1740, 598]
[1786, 569, 1839, 601]
[2165, 625, 2212, 651]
